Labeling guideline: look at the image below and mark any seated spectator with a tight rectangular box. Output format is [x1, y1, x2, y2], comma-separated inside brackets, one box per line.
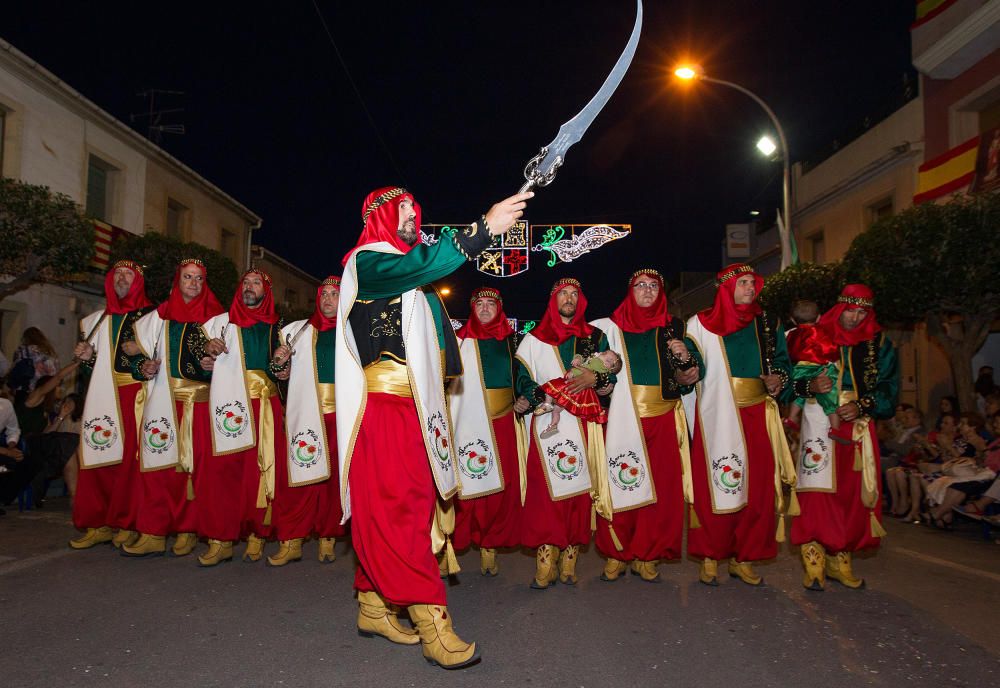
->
[925, 413, 995, 527]
[0, 381, 24, 515]
[949, 412, 1000, 521]
[932, 396, 960, 431]
[984, 391, 1000, 419]
[9, 327, 59, 394]
[975, 366, 997, 416]
[26, 391, 83, 508]
[886, 412, 958, 522]
[883, 406, 924, 514]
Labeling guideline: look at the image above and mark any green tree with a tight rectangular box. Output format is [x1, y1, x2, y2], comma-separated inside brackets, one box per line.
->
[841, 191, 1000, 411]
[109, 232, 240, 306]
[759, 262, 844, 325]
[0, 178, 95, 301]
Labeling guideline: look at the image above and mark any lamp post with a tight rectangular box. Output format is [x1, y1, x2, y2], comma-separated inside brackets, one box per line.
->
[674, 65, 793, 269]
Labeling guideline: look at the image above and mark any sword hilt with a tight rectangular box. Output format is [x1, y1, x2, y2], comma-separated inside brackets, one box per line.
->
[520, 146, 563, 195]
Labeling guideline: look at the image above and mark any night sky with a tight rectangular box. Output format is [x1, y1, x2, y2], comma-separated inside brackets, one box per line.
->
[4, 1, 916, 319]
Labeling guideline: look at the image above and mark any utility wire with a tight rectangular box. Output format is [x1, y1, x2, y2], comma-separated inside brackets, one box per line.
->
[310, 0, 408, 186]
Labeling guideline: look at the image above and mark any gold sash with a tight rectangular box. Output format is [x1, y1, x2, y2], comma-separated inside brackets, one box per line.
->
[113, 370, 139, 388]
[364, 359, 413, 398]
[630, 385, 676, 418]
[318, 383, 336, 415]
[485, 386, 514, 418]
[114, 374, 145, 456]
[729, 377, 798, 540]
[245, 370, 279, 513]
[169, 376, 209, 478]
[837, 389, 884, 537]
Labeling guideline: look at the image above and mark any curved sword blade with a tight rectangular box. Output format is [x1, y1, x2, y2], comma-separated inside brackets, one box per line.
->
[537, 0, 643, 175]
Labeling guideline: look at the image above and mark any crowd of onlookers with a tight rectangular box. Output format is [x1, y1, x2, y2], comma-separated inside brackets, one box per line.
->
[0, 327, 83, 515]
[877, 366, 1000, 541]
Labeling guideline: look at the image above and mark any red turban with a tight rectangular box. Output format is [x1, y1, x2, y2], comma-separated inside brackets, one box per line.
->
[156, 259, 225, 323]
[456, 287, 514, 340]
[818, 284, 881, 347]
[530, 278, 593, 346]
[228, 268, 278, 327]
[342, 186, 422, 266]
[308, 276, 341, 332]
[104, 260, 152, 315]
[697, 263, 763, 336]
[611, 268, 670, 333]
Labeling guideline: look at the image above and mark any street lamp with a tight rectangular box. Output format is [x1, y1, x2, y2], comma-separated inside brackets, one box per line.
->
[673, 64, 793, 269]
[756, 135, 777, 157]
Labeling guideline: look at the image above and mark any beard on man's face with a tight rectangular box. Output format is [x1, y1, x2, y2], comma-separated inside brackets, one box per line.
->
[242, 290, 263, 307]
[558, 303, 576, 319]
[397, 219, 417, 246]
[114, 283, 130, 299]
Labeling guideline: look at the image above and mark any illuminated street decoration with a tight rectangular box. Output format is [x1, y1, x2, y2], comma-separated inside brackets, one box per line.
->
[421, 221, 631, 277]
[531, 224, 631, 266]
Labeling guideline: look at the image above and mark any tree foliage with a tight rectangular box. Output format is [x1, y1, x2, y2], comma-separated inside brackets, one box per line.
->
[759, 261, 844, 325]
[842, 190, 1000, 409]
[109, 232, 240, 306]
[0, 178, 95, 300]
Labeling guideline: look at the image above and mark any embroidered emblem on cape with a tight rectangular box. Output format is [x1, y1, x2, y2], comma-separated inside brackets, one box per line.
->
[426, 411, 451, 469]
[142, 417, 175, 454]
[458, 438, 494, 481]
[214, 401, 249, 438]
[83, 416, 118, 452]
[609, 450, 646, 491]
[546, 440, 584, 480]
[800, 436, 830, 476]
[290, 429, 321, 468]
[711, 453, 745, 495]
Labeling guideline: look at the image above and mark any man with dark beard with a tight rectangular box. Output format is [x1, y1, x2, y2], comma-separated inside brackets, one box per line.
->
[683, 264, 797, 587]
[514, 278, 615, 589]
[267, 276, 346, 566]
[337, 186, 530, 669]
[198, 269, 286, 566]
[449, 287, 529, 576]
[791, 284, 898, 590]
[69, 260, 154, 549]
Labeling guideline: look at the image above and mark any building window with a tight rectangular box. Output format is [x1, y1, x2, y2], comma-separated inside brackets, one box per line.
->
[808, 230, 826, 264]
[166, 198, 189, 239]
[979, 97, 1000, 134]
[220, 227, 240, 265]
[86, 154, 118, 222]
[867, 196, 894, 226]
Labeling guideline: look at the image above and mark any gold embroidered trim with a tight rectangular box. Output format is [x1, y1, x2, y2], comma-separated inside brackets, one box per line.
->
[361, 187, 407, 226]
[471, 288, 502, 305]
[837, 295, 873, 307]
[630, 268, 663, 284]
[715, 264, 754, 287]
[112, 259, 145, 276]
[550, 278, 581, 295]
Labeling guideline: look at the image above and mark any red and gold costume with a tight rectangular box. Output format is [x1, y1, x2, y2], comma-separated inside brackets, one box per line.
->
[791, 284, 898, 590]
[450, 287, 523, 575]
[270, 276, 346, 565]
[684, 264, 796, 586]
[70, 261, 153, 549]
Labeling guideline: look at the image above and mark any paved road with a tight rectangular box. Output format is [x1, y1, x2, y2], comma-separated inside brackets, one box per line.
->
[2, 499, 998, 688]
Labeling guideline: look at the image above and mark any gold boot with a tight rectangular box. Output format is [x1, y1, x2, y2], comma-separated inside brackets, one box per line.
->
[197, 539, 234, 567]
[699, 557, 719, 586]
[728, 559, 763, 586]
[267, 538, 304, 567]
[243, 534, 265, 562]
[356, 591, 420, 645]
[531, 544, 559, 589]
[632, 559, 661, 582]
[480, 548, 498, 576]
[800, 541, 826, 591]
[68, 526, 113, 550]
[171, 532, 198, 557]
[121, 533, 167, 557]
[408, 604, 480, 669]
[438, 551, 450, 579]
[557, 545, 580, 585]
[111, 529, 139, 549]
[318, 537, 336, 563]
[601, 558, 627, 582]
[825, 551, 864, 589]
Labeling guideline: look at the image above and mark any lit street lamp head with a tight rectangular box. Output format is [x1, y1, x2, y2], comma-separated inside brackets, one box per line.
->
[756, 135, 778, 157]
[673, 65, 703, 80]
